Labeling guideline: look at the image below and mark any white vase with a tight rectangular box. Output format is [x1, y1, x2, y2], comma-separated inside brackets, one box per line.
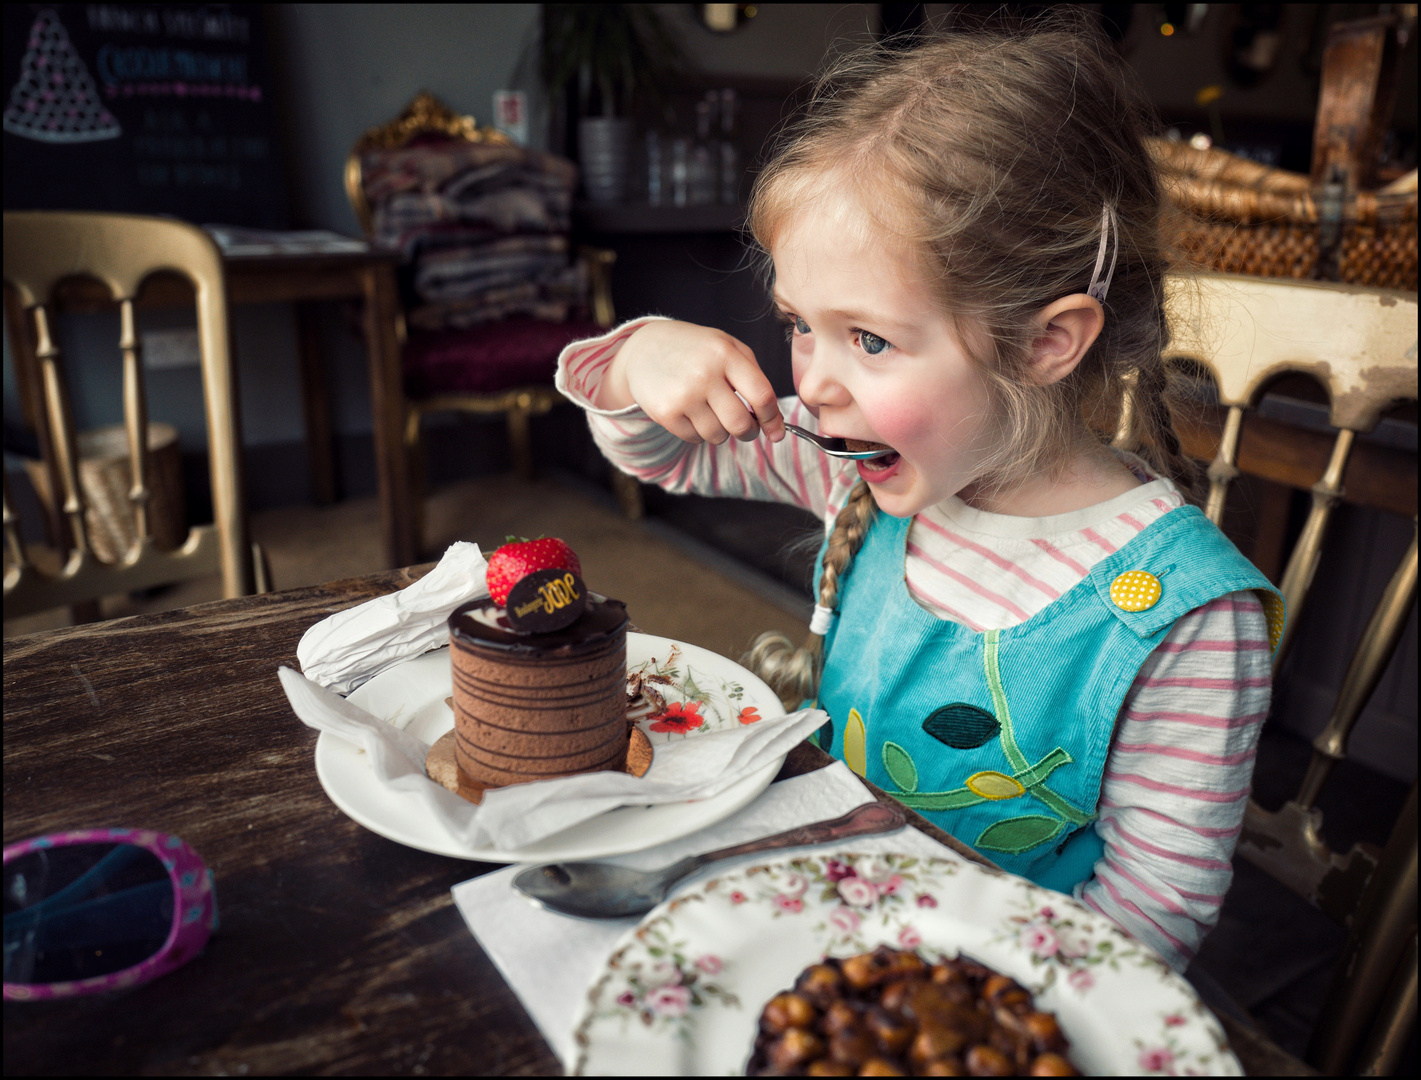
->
[578, 116, 634, 204]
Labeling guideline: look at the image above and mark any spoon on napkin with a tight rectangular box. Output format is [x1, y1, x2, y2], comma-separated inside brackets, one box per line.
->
[512, 800, 906, 919]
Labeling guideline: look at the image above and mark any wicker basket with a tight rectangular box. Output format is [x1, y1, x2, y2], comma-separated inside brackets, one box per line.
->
[1149, 140, 1418, 292]
[25, 423, 187, 565]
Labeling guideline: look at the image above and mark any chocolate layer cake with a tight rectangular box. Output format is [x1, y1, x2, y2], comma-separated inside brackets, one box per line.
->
[448, 595, 630, 788]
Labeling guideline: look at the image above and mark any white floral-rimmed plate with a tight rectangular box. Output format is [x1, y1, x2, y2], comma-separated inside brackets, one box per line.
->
[571, 851, 1242, 1076]
[314, 632, 787, 863]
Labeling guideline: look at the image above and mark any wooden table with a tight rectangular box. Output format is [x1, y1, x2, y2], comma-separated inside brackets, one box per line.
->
[4, 245, 417, 572]
[220, 249, 412, 572]
[3, 570, 1307, 1074]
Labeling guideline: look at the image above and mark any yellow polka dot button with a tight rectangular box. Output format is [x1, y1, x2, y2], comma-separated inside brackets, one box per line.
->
[1110, 570, 1162, 612]
[1261, 592, 1286, 651]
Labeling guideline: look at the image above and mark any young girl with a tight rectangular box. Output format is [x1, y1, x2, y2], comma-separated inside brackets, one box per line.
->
[556, 26, 1283, 972]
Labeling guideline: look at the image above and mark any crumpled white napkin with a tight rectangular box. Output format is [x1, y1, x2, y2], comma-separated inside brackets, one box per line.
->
[297, 541, 490, 695]
[283, 543, 830, 853]
[278, 666, 480, 829]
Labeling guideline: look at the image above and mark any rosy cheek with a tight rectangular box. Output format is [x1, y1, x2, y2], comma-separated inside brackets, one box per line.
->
[863, 399, 936, 450]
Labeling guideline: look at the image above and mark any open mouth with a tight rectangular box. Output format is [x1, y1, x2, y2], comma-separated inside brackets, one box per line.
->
[852, 440, 901, 472]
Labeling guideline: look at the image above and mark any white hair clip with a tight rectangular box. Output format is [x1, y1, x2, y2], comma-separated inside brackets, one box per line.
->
[809, 603, 836, 636]
[1087, 203, 1119, 303]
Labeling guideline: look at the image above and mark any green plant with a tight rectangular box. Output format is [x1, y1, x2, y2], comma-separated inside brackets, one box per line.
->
[537, 4, 688, 118]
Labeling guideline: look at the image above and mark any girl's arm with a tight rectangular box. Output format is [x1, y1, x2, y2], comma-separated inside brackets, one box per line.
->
[557, 319, 854, 520]
[1080, 592, 1271, 971]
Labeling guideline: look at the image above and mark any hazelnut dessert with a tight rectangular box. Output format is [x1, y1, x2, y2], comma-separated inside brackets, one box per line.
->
[746, 946, 1078, 1076]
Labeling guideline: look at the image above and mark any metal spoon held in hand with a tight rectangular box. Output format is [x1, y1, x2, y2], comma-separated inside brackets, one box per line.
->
[783, 423, 896, 460]
[512, 801, 907, 920]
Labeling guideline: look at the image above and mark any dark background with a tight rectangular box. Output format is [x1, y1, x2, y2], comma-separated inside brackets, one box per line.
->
[3, 3, 287, 227]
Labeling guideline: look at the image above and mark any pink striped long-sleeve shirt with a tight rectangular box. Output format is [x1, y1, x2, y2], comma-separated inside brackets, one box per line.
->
[558, 319, 1270, 970]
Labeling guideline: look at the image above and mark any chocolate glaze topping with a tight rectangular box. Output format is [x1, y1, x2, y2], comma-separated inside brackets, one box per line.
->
[449, 595, 629, 656]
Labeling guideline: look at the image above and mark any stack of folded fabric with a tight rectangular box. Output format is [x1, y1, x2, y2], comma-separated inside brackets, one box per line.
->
[361, 142, 587, 330]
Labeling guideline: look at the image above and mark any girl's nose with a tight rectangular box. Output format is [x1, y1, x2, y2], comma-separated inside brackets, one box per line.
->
[794, 347, 851, 410]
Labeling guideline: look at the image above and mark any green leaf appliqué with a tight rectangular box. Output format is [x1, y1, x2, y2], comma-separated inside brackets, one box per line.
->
[974, 815, 1066, 854]
[922, 703, 1000, 749]
[882, 741, 918, 794]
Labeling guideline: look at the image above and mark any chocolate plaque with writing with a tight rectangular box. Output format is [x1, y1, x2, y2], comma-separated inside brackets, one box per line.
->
[504, 568, 587, 633]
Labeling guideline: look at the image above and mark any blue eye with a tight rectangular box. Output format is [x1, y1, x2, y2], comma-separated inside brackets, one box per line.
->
[859, 330, 890, 355]
[794, 315, 811, 335]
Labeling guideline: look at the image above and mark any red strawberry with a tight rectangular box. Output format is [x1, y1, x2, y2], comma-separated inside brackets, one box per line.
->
[486, 537, 583, 607]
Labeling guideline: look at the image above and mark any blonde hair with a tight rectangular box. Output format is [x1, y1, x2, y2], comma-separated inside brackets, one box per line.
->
[747, 22, 1196, 708]
[746, 479, 877, 709]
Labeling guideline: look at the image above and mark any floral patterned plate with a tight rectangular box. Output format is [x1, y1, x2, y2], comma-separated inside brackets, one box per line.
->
[571, 851, 1242, 1076]
[314, 633, 787, 863]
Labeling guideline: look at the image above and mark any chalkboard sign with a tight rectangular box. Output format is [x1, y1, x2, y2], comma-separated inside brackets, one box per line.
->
[3, 3, 288, 228]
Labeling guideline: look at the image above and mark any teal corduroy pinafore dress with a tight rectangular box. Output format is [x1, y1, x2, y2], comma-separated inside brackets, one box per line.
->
[812, 504, 1284, 894]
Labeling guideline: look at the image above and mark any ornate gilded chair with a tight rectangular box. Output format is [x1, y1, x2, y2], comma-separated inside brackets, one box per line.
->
[1158, 272, 1417, 1074]
[345, 93, 641, 558]
[4, 211, 269, 619]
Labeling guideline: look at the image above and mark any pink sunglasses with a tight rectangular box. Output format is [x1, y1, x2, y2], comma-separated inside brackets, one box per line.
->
[3, 828, 217, 1001]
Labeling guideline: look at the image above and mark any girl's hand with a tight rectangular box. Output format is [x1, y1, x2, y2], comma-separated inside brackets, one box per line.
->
[602, 320, 785, 444]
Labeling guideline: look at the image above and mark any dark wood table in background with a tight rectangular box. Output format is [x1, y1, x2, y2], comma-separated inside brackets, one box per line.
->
[3, 570, 1304, 1074]
[219, 248, 413, 572]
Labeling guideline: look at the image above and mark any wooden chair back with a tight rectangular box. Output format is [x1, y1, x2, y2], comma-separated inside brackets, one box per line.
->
[3, 211, 257, 616]
[1161, 272, 1417, 1073]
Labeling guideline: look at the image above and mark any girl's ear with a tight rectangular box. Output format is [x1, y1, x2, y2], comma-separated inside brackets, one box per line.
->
[1029, 295, 1105, 386]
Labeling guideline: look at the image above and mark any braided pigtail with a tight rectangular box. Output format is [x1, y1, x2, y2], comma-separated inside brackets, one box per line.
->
[746, 480, 878, 709]
[1127, 359, 1203, 504]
